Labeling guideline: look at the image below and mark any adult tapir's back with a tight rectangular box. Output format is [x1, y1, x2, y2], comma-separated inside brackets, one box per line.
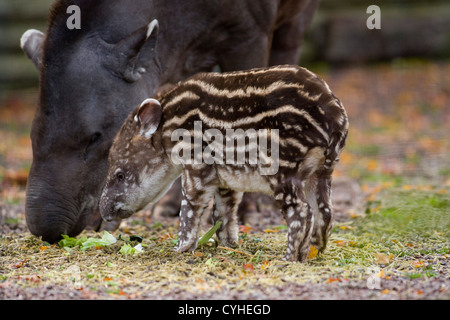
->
[21, 0, 320, 243]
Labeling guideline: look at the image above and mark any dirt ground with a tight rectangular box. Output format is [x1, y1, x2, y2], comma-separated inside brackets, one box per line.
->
[0, 60, 449, 300]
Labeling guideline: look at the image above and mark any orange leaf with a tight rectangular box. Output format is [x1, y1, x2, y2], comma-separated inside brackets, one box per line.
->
[239, 225, 253, 234]
[119, 290, 127, 296]
[13, 260, 27, 268]
[326, 277, 346, 284]
[103, 277, 113, 281]
[243, 263, 254, 271]
[413, 260, 425, 268]
[308, 245, 318, 259]
[366, 160, 379, 172]
[260, 261, 271, 270]
[3, 170, 28, 186]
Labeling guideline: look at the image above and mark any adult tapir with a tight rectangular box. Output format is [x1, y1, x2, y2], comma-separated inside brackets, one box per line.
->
[21, 0, 320, 243]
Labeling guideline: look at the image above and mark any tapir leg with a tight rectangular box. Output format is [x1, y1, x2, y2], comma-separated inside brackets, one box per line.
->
[269, 0, 320, 66]
[175, 166, 218, 252]
[212, 188, 243, 248]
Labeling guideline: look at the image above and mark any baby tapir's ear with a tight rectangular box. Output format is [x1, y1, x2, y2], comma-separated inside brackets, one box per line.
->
[136, 98, 162, 138]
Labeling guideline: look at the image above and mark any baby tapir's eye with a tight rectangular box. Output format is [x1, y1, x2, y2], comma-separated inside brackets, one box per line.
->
[116, 171, 125, 182]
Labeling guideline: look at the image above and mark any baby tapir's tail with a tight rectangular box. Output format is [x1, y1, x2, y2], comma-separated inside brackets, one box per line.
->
[322, 129, 348, 175]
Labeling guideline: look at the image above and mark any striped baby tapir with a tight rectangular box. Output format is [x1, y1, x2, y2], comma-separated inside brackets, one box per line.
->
[99, 65, 349, 262]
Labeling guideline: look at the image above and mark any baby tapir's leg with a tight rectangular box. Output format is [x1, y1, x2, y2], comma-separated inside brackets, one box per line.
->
[274, 178, 314, 262]
[310, 172, 334, 252]
[212, 188, 243, 248]
[175, 168, 216, 252]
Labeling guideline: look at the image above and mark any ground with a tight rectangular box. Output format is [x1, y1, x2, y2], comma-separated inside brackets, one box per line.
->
[0, 60, 449, 300]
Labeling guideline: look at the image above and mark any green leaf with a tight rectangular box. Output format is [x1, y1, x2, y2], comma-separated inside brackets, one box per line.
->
[197, 221, 222, 247]
[58, 234, 87, 248]
[119, 243, 143, 255]
[80, 231, 117, 251]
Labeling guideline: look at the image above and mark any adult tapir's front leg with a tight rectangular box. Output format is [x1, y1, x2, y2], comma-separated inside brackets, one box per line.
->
[175, 166, 217, 252]
[269, 0, 320, 66]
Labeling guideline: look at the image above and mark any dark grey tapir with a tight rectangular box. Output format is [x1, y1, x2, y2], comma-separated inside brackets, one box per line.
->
[21, 0, 320, 243]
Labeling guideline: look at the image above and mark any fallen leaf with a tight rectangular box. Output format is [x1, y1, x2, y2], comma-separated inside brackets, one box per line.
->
[264, 229, 280, 233]
[308, 245, 318, 259]
[13, 260, 27, 268]
[3, 169, 28, 186]
[381, 289, 390, 294]
[157, 233, 175, 242]
[374, 252, 393, 264]
[366, 160, 379, 172]
[326, 277, 348, 284]
[333, 240, 355, 247]
[243, 263, 254, 271]
[413, 260, 425, 268]
[238, 225, 253, 234]
[260, 261, 271, 270]
[349, 211, 364, 219]
[118, 290, 127, 296]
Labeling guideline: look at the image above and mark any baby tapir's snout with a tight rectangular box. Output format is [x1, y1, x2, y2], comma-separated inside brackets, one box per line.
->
[100, 65, 349, 262]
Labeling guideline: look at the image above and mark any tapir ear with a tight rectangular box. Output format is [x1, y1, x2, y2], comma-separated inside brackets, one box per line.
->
[114, 19, 159, 82]
[136, 98, 162, 138]
[20, 29, 45, 69]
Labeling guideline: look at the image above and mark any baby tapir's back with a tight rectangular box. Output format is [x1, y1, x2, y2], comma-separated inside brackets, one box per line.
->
[160, 65, 348, 180]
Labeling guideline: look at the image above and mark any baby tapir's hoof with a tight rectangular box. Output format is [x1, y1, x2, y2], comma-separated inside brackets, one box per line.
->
[174, 238, 198, 253]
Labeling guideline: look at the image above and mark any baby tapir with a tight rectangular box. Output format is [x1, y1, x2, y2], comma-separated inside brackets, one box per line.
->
[99, 65, 348, 262]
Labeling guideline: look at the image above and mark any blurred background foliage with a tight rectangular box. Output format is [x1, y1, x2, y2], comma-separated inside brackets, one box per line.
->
[1, 0, 450, 90]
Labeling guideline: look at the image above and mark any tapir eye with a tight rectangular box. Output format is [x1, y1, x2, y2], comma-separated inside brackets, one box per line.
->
[116, 171, 125, 182]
